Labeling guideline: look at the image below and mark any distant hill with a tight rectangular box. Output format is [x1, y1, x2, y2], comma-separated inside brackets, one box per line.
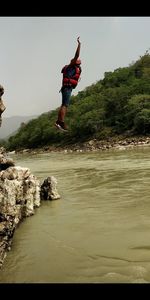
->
[0, 115, 38, 139]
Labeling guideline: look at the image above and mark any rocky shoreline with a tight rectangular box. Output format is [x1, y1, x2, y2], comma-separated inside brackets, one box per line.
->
[13, 135, 150, 155]
[0, 147, 60, 268]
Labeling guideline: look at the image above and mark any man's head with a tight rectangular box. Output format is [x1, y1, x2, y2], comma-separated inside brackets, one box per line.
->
[70, 58, 81, 65]
[76, 59, 81, 65]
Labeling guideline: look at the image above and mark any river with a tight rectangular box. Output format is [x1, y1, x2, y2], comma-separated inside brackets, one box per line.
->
[1, 147, 150, 283]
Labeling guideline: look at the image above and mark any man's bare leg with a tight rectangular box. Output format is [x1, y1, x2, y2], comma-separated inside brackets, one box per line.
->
[58, 105, 67, 122]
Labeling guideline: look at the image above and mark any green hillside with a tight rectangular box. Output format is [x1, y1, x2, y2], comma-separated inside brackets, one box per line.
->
[2, 51, 150, 151]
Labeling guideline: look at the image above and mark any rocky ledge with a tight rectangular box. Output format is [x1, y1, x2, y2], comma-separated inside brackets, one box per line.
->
[0, 147, 60, 268]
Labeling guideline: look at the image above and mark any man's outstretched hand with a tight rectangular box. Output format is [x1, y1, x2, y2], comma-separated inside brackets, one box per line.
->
[77, 36, 81, 44]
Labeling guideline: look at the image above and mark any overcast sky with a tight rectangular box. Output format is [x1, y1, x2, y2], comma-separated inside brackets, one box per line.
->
[0, 16, 150, 118]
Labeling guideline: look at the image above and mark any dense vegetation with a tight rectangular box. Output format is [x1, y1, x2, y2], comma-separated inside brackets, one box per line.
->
[2, 52, 150, 151]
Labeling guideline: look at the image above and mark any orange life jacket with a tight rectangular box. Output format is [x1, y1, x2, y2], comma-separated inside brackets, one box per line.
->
[61, 64, 81, 89]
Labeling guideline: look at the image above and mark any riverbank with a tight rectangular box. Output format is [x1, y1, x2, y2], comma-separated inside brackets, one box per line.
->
[12, 135, 150, 155]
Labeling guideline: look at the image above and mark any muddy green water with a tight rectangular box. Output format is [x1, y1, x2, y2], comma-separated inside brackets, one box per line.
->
[1, 147, 150, 283]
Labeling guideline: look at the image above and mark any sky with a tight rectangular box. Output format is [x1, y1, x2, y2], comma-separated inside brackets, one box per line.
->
[0, 16, 150, 118]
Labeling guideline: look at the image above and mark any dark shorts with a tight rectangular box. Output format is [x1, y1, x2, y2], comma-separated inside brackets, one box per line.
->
[61, 86, 73, 107]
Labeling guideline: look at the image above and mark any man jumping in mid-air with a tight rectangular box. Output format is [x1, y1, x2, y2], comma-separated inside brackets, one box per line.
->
[55, 36, 82, 131]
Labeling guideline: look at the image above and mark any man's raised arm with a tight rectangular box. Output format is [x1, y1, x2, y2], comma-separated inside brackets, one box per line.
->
[70, 37, 81, 64]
